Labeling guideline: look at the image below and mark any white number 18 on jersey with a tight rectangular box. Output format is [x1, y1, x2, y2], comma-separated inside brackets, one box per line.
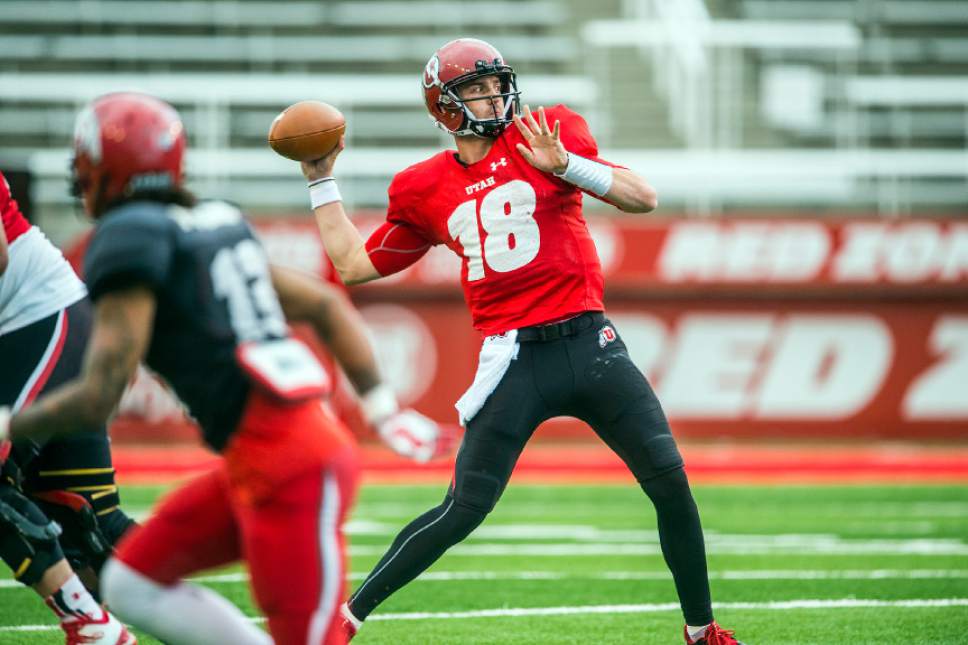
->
[447, 180, 540, 281]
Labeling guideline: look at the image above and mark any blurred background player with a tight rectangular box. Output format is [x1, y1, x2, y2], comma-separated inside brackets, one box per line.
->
[299, 38, 742, 645]
[0, 91, 394, 645]
[0, 170, 135, 644]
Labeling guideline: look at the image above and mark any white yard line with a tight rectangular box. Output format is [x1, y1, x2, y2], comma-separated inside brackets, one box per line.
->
[99, 521, 968, 556]
[5, 568, 963, 590]
[348, 539, 968, 556]
[124, 515, 963, 547]
[2, 598, 967, 632]
[367, 598, 968, 621]
[388, 569, 968, 582]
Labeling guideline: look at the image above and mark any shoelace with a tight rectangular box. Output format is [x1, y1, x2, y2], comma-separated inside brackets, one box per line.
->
[62, 617, 106, 644]
[705, 624, 738, 645]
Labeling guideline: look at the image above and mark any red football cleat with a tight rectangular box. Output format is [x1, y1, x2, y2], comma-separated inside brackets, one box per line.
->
[339, 602, 360, 641]
[684, 622, 744, 645]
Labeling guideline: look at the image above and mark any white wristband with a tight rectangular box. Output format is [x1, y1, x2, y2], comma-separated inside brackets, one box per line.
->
[308, 177, 342, 209]
[553, 153, 613, 197]
[0, 406, 10, 443]
[360, 383, 399, 426]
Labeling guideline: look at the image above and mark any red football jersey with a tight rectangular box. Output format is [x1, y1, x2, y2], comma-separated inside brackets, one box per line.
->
[366, 105, 620, 335]
[1, 170, 30, 244]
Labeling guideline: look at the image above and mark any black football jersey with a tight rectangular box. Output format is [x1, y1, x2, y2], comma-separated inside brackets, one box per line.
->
[84, 199, 290, 450]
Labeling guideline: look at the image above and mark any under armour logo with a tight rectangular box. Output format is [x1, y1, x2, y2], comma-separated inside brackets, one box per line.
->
[490, 157, 507, 172]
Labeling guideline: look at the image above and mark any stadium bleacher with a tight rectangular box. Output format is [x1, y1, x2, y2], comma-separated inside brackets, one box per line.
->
[581, 0, 968, 214]
[0, 0, 965, 221]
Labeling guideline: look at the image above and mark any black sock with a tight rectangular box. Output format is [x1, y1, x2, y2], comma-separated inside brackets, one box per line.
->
[641, 467, 714, 626]
[349, 495, 487, 620]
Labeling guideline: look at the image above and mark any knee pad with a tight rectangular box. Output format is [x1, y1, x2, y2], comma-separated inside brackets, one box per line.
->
[453, 470, 503, 514]
[32, 490, 113, 573]
[619, 430, 684, 483]
[640, 465, 692, 505]
[643, 434, 684, 474]
[28, 468, 134, 574]
[0, 485, 64, 586]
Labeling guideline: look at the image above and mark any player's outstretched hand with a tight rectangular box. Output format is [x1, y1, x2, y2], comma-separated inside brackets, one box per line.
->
[377, 409, 459, 463]
[513, 105, 568, 175]
[300, 135, 346, 182]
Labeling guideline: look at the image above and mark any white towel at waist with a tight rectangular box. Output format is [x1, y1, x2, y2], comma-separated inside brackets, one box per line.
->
[454, 330, 519, 426]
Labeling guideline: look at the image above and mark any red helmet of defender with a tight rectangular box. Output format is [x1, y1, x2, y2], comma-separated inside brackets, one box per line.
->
[422, 38, 521, 138]
[71, 92, 186, 217]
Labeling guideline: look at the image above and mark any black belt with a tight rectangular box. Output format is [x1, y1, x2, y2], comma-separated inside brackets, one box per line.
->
[516, 312, 605, 343]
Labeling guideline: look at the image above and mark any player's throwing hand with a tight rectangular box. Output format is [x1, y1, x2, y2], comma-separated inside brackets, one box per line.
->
[300, 134, 346, 182]
[513, 105, 568, 175]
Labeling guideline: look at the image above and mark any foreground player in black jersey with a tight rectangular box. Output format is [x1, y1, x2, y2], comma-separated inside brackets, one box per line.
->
[0, 92, 417, 644]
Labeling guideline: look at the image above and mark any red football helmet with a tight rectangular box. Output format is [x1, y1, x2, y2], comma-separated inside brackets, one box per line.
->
[422, 38, 520, 138]
[71, 92, 186, 217]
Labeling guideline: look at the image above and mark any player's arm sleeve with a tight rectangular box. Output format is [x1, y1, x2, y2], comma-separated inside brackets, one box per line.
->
[83, 207, 175, 301]
[364, 221, 432, 277]
[364, 175, 435, 277]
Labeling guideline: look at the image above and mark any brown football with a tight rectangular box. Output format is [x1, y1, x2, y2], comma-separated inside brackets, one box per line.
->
[268, 101, 346, 162]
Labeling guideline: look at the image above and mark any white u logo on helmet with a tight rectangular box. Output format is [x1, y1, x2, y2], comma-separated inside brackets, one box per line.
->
[73, 105, 102, 162]
[423, 55, 441, 89]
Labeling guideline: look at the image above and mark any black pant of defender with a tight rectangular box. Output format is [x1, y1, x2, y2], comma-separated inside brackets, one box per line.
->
[0, 298, 135, 589]
[348, 312, 715, 627]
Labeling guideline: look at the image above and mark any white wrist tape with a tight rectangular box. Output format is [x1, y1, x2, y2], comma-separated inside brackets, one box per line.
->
[0, 406, 10, 443]
[361, 383, 399, 426]
[553, 153, 613, 196]
[308, 177, 342, 209]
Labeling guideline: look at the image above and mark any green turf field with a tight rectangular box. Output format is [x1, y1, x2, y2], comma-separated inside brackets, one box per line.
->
[2, 482, 967, 644]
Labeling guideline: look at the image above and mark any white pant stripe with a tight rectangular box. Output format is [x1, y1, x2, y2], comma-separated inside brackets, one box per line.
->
[349, 498, 455, 606]
[306, 471, 341, 645]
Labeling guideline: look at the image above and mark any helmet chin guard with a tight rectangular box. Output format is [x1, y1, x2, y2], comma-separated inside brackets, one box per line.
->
[423, 39, 521, 138]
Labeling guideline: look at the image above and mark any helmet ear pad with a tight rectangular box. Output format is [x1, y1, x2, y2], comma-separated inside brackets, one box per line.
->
[434, 92, 465, 128]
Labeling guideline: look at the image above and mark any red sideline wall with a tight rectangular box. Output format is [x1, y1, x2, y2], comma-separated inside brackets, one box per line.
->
[68, 214, 968, 442]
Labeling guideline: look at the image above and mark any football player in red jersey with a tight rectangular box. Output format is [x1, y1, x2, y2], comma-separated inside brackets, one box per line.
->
[299, 38, 743, 645]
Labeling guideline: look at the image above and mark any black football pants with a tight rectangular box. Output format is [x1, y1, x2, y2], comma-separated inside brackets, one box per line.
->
[0, 298, 135, 583]
[349, 312, 714, 626]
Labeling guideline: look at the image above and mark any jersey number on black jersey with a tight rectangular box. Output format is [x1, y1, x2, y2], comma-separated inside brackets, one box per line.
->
[210, 238, 287, 342]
